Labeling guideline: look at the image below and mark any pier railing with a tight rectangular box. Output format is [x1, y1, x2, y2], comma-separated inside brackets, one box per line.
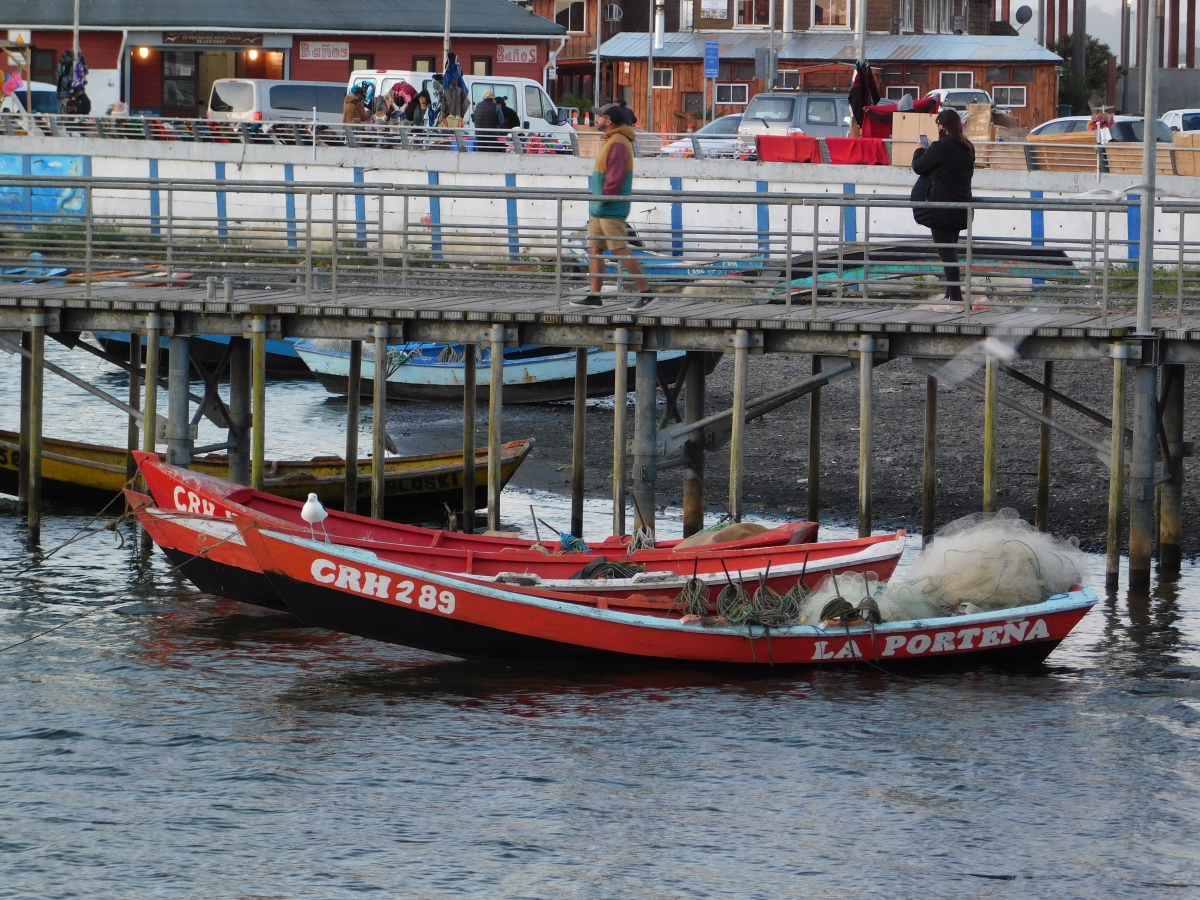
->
[4, 114, 1198, 174]
[1, 174, 1198, 322]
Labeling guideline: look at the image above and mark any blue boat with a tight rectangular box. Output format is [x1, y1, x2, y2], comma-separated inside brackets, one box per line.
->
[295, 340, 717, 403]
[93, 333, 310, 376]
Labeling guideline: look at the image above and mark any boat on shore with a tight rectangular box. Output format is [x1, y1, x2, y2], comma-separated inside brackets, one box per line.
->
[0, 431, 532, 516]
[241, 525, 1097, 670]
[295, 341, 718, 403]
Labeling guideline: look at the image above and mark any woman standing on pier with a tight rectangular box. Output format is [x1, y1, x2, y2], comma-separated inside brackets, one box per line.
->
[911, 109, 975, 308]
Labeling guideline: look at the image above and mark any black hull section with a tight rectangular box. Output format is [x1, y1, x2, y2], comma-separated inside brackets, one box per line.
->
[273, 573, 625, 662]
[270, 573, 1067, 672]
[311, 352, 711, 404]
[97, 335, 311, 377]
[161, 547, 288, 611]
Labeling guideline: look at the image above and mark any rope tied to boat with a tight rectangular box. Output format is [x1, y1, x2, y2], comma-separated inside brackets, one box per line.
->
[628, 527, 655, 553]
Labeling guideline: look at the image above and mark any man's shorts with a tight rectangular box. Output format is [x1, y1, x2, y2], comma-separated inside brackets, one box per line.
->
[587, 216, 629, 251]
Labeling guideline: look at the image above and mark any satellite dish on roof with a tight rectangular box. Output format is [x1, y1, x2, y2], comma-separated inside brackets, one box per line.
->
[1015, 5, 1033, 24]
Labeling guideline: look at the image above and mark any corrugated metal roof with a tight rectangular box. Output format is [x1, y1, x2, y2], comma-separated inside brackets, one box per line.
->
[597, 31, 1062, 63]
[6, 0, 566, 38]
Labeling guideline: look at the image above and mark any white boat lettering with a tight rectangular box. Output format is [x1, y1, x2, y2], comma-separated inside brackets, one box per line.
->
[878, 618, 1054, 657]
[418, 584, 438, 609]
[1026, 619, 1050, 640]
[811, 641, 834, 660]
[979, 625, 1005, 648]
[172, 486, 215, 516]
[334, 565, 361, 592]
[311, 559, 337, 583]
[361, 572, 391, 599]
[833, 640, 862, 659]
[310, 560, 454, 612]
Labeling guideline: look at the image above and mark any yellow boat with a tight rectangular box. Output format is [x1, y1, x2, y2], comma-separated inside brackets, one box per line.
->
[0, 430, 534, 519]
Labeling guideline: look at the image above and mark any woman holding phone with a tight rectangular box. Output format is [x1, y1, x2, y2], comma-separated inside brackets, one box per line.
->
[911, 109, 976, 307]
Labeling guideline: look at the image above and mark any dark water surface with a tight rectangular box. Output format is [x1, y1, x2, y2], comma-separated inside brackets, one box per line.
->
[2, 345, 1199, 898]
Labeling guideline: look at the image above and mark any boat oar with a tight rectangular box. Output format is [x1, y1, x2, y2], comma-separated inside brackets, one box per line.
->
[530, 506, 543, 545]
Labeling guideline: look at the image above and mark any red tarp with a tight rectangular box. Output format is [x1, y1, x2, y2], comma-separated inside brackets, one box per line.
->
[824, 137, 890, 166]
[755, 134, 822, 163]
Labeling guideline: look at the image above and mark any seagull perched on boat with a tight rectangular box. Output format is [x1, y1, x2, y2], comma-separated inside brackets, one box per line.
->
[301, 493, 330, 542]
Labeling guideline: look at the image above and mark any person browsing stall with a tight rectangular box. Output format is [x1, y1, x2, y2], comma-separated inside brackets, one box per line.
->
[571, 104, 654, 310]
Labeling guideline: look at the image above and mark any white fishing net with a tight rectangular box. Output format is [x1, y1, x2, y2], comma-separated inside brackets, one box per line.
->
[799, 510, 1086, 625]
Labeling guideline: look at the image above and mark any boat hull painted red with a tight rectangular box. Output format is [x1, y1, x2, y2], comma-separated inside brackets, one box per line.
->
[245, 527, 1097, 669]
[131, 493, 903, 612]
[135, 451, 819, 556]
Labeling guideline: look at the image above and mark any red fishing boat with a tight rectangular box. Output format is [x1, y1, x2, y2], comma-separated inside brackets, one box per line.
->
[128, 489, 905, 612]
[134, 451, 817, 555]
[240, 525, 1098, 669]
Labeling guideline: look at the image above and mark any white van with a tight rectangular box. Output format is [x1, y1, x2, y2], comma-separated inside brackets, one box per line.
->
[0, 81, 61, 115]
[347, 69, 572, 135]
[206, 79, 347, 123]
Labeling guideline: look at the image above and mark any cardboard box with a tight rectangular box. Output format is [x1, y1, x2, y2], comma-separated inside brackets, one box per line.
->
[1173, 132, 1199, 175]
[891, 112, 940, 166]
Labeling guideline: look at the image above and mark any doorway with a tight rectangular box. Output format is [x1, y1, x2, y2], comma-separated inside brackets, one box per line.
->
[197, 52, 236, 116]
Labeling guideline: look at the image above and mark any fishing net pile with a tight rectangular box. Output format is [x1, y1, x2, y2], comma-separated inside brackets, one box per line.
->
[798, 510, 1086, 625]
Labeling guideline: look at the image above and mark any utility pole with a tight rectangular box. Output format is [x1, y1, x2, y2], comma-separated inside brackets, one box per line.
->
[1129, 0, 1160, 588]
[443, 0, 452, 70]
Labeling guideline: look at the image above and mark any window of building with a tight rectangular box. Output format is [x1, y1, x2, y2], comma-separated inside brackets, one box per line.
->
[776, 70, 800, 89]
[31, 48, 56, 82]
[555, 0, 588, 32]
[923, 0, 965, 33]
[986, 66, 1008, 83]
[472, 56, 492, 76]
[940, 71, 973, 89]
[906, 66, 927, 82]
[162, 50, 198, 112]
[737, 0, 770, 25]
[351, 55, 375, 72]
[812, 0, 849, 27]
[653, 68, 673, 88]
[899, 0, 915, 31]
[413, 56, 436, 72]
[885, 85, 921, 100]
[715, 83, 749, 104]
[993, 85, 1027, 107]
[683, 91, 704, 113]
[881, 67, 903, 83]
[718, 61, 756, 81]
[1010, 65, 1035, 82]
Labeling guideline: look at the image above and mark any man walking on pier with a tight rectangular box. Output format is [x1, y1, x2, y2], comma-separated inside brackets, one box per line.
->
[571, 104, 654, 310]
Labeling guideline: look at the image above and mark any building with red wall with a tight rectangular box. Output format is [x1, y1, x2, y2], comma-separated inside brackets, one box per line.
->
[4, 0, 565, 116]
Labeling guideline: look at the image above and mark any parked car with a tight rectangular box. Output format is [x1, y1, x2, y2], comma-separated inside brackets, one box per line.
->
[662, 114, 742, 157]
[736, 92, 850, 155]
[923, 88, 993, 110]
[0, 80, 61, 115]
[207, 79, 347, 123]
[1030, 115, 1173, 142]
[1160, 108, 1200, 133]
[348, 69, 572, 137]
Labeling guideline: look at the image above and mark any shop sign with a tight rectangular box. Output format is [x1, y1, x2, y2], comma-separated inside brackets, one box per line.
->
[700, 0, 728, 19]
[496, 45, 538, 64]
[163, 32, 264, 46]
[298, 41, 349, 60]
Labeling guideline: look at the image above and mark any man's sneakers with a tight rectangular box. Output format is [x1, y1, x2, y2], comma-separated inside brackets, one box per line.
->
[568, 293, 604, 309]
[627, 292, 656, 311]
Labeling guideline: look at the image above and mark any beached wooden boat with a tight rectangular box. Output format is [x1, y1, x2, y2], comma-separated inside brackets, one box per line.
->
[93, 333, 311, 377]
[295, 341, 717, 403]
[0, 430, 532, 516]
[128, 487, 895, 612]
[241, 525, 1098, 669]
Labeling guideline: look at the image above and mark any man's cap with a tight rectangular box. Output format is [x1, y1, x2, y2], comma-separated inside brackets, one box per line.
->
[596, 103, 623, 121]
[351, 85, 365, 96]
[483, 89, 495, 99]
